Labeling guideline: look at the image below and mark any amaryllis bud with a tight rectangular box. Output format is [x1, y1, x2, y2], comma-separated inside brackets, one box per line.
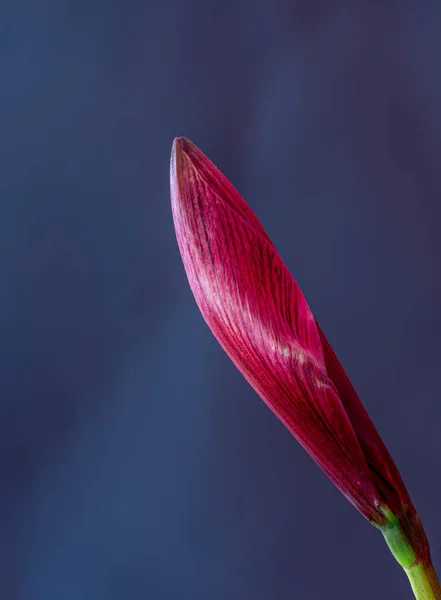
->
[170, 137, 432, 569]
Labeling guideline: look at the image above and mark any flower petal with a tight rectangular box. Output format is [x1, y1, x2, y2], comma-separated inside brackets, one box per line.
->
[315, 321, 412, 515]
[171, 137, 384, 523]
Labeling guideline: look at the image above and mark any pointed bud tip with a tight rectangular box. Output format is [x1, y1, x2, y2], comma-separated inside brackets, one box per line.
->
[172, 136, 194, 156]
[170, 137, 194, 180]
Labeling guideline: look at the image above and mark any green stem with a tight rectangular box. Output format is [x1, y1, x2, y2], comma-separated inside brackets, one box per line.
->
[379, 506, 441, 600]
[405, 563, 441, 600]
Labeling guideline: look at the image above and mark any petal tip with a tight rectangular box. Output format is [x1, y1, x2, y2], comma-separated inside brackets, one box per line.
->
[172, 136, 193, 153]
[170, 136, 193, 178]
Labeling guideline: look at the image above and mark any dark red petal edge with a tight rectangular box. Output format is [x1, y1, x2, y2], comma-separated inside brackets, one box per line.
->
[315, 321, 412, 516]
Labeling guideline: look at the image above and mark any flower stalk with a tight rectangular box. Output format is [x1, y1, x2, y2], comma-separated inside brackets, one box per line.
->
[379, 507, 441, 600]
[405, 563, 441, 600]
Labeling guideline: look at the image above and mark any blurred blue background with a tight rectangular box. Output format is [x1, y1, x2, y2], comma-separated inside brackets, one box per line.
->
[2, 1, 441, 598]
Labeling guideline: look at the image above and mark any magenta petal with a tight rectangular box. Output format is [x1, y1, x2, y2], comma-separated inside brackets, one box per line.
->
[315, 321, 412, 515]
[171, 137, 391, 524]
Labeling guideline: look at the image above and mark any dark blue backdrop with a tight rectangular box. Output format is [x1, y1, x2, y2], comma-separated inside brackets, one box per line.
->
[2, 1, 441, 598]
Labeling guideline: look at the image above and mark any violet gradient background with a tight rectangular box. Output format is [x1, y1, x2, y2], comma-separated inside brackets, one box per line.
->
[2, 2, 441, 599]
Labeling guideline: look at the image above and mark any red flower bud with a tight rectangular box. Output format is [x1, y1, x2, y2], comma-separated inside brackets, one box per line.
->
[170, 137, 413, 527]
